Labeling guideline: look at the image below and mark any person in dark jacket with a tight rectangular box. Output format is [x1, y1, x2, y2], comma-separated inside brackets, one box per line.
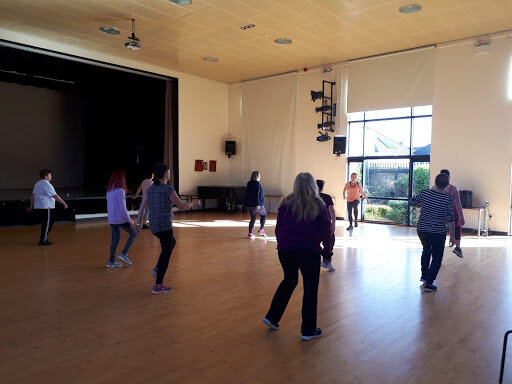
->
[263, 172, 331, 341]
[245, 171, 267, 239]
[316, 179, 336, 271]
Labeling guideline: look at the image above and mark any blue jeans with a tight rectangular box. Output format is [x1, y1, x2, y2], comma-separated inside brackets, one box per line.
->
[110, 223, 137, 262]
[417, 231, 446, 284]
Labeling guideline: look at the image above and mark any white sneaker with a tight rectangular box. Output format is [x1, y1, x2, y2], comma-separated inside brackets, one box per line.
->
[106, 261, 123, 268]
[118, 253, 133, 265]
[321, 262, 336, 271]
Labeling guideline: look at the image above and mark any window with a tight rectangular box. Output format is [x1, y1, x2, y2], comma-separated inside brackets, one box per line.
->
[347, 106, 432, 225]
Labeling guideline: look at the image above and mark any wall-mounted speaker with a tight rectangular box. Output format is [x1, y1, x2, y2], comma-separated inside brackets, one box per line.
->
[225, 141, 236, 158]
[333, 136, 346, 156]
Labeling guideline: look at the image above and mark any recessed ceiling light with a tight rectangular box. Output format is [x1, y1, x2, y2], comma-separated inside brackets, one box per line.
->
[203, 57, 218, 62]
[170, 0, 192, 5]
[99, 26, 120, 35]
[399, 4, 422, 14]
[274, 38, 292, 45]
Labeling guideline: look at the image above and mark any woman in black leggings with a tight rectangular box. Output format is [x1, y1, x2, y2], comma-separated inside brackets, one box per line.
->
[137, 164, 200, 294]
[343, 173, 369, 230]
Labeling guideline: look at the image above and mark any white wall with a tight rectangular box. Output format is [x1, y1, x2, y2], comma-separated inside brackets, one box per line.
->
[0, 29, 230, 195]
[431, 34, 512, 233]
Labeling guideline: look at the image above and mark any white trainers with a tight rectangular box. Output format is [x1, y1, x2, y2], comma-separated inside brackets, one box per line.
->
[118, 253, 133, 265]
[321, 262, 336, 271]
[106, 261, 123, 268]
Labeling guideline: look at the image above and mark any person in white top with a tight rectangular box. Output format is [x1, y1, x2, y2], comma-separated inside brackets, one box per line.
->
[132, 172, 153, 229]
[27, 169, 68, 245]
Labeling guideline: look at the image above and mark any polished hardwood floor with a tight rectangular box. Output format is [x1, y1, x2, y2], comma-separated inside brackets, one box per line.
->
[1, 211, 512, 384]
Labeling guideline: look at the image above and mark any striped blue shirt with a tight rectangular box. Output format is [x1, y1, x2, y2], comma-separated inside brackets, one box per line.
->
[410, 189, 454, 233]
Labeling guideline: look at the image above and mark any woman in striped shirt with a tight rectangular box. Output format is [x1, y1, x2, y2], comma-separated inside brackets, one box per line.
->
[409, 173, 455, 292]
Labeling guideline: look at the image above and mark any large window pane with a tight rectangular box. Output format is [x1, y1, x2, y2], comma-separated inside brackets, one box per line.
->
[364, 119, 411, 156]
[364, 199, 409, 224]
[365, 107, 411, 120]
[412, 117, 432, 155]
[363, 159, 409, 198]
[348, 122, 364, 157]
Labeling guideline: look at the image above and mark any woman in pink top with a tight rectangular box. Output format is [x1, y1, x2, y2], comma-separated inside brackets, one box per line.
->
[440, 169, 465, 258]
[133, 172, 154, 229]
[106, 170, 137, 268]
[343, 173, 369, 230]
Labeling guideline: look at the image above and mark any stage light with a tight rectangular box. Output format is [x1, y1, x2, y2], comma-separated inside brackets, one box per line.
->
[316, 133, 331, 142]
[317, 121, 335, 129]
[315, 105, 331, 113]
[311, 90, 324, 101]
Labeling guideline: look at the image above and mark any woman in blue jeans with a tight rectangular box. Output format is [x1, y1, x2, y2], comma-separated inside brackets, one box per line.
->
[246, 171, 267, 239]
[106, 170, 137, 268]
[137, 164, 200, 295]
[409, 173, 455, 292]
[263, 172, 331, 340]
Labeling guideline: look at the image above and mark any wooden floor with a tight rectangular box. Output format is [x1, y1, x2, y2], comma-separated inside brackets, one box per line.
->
[1, 211, 512, 384]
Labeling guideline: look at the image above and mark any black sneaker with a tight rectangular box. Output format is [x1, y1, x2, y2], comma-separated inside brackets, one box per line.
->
[301, 328, 322, 341]
[354, 221, 358, 227]
[346, 225, 353, 230]
[420, 277, 427, 283]
[262, 318, 279, 330]
[424, 284, 438, 292]
[38, 240, 53, 246]
[453, 247, 463, 258]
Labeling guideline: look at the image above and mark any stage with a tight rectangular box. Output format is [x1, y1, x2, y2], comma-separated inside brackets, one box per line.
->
[0, 188, 142, 226]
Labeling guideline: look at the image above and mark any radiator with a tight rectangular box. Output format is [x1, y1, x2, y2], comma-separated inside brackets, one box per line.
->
[462, 207, 488, 235]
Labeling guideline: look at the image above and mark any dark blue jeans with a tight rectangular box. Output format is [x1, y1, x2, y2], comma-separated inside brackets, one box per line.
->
[265, 249, 321, 336]
[109, 223, 137, 262]
[417, 231, 447, 284]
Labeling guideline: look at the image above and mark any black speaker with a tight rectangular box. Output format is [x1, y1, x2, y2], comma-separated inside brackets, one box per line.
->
[333, 136, 346, 155]
[225, 141, 236, 158]
[459, 190, 472, 208]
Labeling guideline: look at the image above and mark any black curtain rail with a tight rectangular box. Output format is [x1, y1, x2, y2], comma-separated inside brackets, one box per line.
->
[348, 114, 433, 124]
[347, 155, 430, 162]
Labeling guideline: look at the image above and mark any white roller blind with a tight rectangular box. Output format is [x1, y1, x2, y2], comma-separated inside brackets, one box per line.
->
[241, 73, 297, 194]
[347, 47, 435, 113]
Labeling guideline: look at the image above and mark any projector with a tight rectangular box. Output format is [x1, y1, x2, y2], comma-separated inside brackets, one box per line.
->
[125, 40, 141, 50]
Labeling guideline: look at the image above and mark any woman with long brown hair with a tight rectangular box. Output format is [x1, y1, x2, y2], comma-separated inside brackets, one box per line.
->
[106, 170, 137, 268]
[263, 172, 331, 340]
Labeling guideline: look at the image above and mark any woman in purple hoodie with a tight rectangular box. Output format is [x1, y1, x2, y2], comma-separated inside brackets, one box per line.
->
[263, 172, 331, 341]
[106, 170, 137, 268]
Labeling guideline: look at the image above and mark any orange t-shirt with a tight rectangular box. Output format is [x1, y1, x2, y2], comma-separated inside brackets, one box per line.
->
[346, 182, 361, 202]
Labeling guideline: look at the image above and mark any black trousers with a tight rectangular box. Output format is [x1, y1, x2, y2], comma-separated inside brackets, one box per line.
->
[417, 231, 447, 284]
[153, 230, 176, 285]
[265, 249, 321, 336]
[347, 200, 360, 225]
[322, 232, 335, 258]
[37, 208, 55, 242]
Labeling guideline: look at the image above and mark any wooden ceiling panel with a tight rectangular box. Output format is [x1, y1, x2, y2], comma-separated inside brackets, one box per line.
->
[0, 0, 511, 83]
